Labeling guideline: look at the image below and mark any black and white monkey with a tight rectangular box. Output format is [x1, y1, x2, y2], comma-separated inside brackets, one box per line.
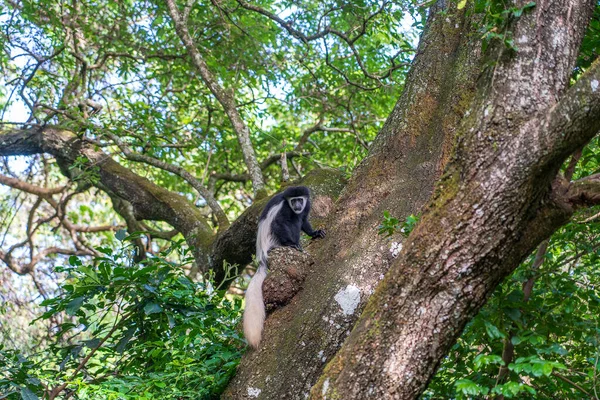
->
[243, 186, 325, 348]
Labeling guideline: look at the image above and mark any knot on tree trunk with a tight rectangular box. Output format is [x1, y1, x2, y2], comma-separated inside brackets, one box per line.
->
[263, 246, 315, 311]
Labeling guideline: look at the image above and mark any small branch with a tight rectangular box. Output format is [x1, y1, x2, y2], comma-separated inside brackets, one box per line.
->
[564, 148, 583, 181]
[88, 51, 186, 70]
[0, 173, 66, 196]
[581, 210, 600, 223]
[281, 142, 290, 182]
[71, 224, 124, 233]
[48, 312, 131, 400]
[552, 372, 593, 397]
[495, 240, 549, 386]
[0, 246, 91, 275]
[209, 151, 309, 185]
[235, 0, 409, 86]
[295, 122, 367, 151]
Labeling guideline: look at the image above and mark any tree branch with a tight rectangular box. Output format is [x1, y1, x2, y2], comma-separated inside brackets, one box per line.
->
[541, 60, 600, 168]
[0, 126, 215, 269]
[0, 246, 91, 275]
[208, 151, 309, 188]
[106, 132, 230, 229]
[235, 0, 408, 85]
[0, 173, 66, 196]
[295, 122, 367, 151]
[164, 0, 266, 197]
[565, 173, 600, 209]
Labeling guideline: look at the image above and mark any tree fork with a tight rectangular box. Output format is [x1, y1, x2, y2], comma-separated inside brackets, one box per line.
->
[224, 1, 484, 397]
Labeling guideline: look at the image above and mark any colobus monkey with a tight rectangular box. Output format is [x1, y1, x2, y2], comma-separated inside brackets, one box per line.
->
[243, 186, 325, 348]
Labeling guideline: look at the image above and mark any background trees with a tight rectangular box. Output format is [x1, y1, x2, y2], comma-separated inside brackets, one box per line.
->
[0, 0, 412, 339]
[1, 0, 600, 399]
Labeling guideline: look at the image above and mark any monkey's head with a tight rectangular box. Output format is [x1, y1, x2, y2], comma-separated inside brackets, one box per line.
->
[283, 186, 310, 214]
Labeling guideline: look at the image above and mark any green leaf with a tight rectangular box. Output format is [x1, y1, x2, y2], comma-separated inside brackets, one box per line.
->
[65, 297, 85, 316]
[484, 321, 505, 339]
[20, 387, 39, 400]
[69, 255, 81, 266]
[115, 229, 127, 241]
[455, 379, 489, 395]
[143, 302, 162, 315]
[116, 327, 136, 354]
[457, 0, 467, 10]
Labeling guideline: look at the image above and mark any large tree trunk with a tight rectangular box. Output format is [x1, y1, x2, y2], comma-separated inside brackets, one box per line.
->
[225, 0, 600, 398]
[224, 1, 485, 398]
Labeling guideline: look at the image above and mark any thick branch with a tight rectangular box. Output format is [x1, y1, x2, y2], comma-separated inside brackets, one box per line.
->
[0, 126, 215, 269]
[164, 0, 266, 197]
[106, 132, 230, 229]
[541, 60, 600, 167]
[565, 173, 600, 208]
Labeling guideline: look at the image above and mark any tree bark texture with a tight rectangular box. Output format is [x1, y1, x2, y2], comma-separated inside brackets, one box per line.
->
[224, 1, 485, 398]
[310, 0, 599, 398]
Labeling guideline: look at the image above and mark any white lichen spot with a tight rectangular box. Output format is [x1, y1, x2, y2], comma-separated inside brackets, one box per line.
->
[591, 80, 599, 92]
[322, 378, 330, 396]
[317, 350, 324, 359]
[334, 285, 361, 316]
[518, 35, 528, 44]
[247, 387, 261, 398]
[390, 242, 403, 258]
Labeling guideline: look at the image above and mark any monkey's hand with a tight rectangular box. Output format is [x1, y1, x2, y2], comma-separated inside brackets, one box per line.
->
[311, 230, 326, 239]
[292, 244, 304, 252]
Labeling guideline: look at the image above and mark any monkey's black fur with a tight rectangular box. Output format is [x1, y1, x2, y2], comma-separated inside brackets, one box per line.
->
[259, 185, 325, 251]
[244, 185, 325, 348]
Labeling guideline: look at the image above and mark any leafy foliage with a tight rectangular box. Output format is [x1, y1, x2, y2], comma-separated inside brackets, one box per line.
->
[474, 0, 536, 52]
[378, 211, 420, 237]
[0, 238, 244, 399]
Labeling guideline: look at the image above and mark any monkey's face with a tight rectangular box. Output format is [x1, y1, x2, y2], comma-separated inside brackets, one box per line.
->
[287, 196, 307, 214]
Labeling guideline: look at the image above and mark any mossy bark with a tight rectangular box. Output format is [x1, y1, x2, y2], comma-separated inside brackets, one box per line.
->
[312, 0, 597, 398]
[223, 1, 484, 398]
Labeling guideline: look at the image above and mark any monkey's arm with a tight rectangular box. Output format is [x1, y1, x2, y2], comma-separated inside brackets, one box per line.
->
[301, 217, 325, 239]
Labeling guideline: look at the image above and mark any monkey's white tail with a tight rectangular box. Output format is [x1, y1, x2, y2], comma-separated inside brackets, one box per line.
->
[243, 261, 267, 348]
